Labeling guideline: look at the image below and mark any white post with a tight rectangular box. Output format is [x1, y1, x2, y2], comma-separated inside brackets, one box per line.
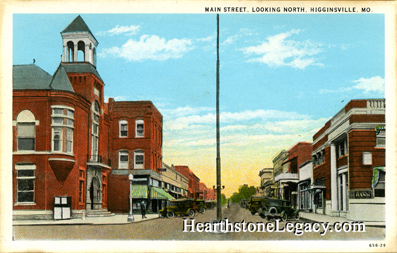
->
[127, 174, 134, 222]
[330, 143, 338, 212]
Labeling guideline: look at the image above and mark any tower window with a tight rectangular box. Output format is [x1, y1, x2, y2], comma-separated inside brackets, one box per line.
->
[51, 106, 74, 154]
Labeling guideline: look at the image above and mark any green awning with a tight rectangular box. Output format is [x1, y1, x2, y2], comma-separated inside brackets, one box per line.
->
[151, 187, 175, 201]
[131, 185, 148, 198]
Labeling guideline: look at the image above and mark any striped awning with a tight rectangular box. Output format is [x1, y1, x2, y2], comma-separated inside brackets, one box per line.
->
[151, 187, 175, 201]
[131, 185, 148, 198]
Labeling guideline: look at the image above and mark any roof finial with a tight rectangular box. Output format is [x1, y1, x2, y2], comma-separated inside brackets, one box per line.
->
[33, 59, 36, 64]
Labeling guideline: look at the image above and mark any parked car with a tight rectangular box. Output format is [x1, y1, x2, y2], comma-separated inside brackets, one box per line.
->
[159, 198, 203, 218]
[248, 197, 269, 215]
[258, 199, 300, 221]
[204, 200, 216, 209]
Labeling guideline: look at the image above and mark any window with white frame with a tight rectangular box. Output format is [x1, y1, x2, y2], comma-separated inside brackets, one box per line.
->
[91, 101, 100, 160]
[135, 119, 144, 137]
[51, 106, 74, 153]
[16, 164, 36, 203]
[376, 128, 385, 147]
[134, 150, 144, 169]
[119, 150, 129, 169]
[119, 120, 128, 137]
[16, 110, 36, 151]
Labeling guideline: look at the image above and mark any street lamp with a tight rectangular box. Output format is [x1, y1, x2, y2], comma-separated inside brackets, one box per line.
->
[127, 173, 134, 222]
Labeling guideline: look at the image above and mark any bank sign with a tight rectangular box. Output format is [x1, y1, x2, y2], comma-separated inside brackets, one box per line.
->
[349, 190, 373, 199]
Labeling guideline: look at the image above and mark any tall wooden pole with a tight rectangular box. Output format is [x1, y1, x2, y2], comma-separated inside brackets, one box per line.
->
[216, 14, 222, 221]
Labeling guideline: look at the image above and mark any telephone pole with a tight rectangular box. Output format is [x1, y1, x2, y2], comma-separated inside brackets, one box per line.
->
[216, 14, 222, 221]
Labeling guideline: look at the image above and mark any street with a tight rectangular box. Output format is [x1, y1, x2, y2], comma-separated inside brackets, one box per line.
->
[13, 204, 385, 240]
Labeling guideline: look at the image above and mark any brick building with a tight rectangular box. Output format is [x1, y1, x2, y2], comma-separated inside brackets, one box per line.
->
[12, 15, 174, 219]
[274, 142, 312, 207]
[311, 99, 385, 223]
[13, 16, 111, 219]
[174, 165, 200, 199]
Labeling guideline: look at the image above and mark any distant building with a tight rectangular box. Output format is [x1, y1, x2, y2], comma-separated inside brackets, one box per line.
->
[312, 99, 385, 224]
[259, 168, 276, 197]
[160, 162, 189, 199]
[174, 165, 200, 199]
[274, 142, 312, 207]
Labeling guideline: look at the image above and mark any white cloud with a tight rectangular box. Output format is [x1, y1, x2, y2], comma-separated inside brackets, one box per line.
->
[162, 106, 214, 118]
[164, 109, 310, 130]
[319, 76, 384, 95]
[241, 29, 323, 69]
[353, 76, 385, 94]
[96, 25, 140, 36]
[100, 35, 193, 61]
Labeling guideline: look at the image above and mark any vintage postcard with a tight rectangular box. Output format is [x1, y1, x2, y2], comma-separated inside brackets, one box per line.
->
[1, 0, 396, 252]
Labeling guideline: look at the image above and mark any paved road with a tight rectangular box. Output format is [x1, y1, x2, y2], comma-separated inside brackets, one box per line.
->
[13, 204, 385, 240]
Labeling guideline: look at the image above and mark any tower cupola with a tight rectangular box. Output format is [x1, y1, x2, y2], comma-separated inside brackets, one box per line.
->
[61, 15, 98, 66]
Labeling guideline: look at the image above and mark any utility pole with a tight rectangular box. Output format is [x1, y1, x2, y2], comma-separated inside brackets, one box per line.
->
[216, 14, 222, 221]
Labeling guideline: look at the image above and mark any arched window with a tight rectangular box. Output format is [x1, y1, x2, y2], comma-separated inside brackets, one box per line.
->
[16, 110, 36, 151]
[77, 41, 85, 62]
[91, 101, 100, 161]
[134, 150, 144, 169]
[67, 41, 74, 62]
[119, 150, 129, 169]
[135, 119, 144, 137]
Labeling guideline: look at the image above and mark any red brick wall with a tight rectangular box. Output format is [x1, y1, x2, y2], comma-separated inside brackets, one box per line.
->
[349, 114, 385, 124]
[344, 100, 367, 113]
[313, 120, 331, 141]
[348, 130, 385, 190]
[13, 90, 91, 210]
[313, 146, 331, 200]
[107, 174, 130, 213]
[313, 135, 328, 151]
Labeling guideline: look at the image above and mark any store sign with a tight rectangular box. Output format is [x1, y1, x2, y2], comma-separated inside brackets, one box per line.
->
[350, 190, 373, 199]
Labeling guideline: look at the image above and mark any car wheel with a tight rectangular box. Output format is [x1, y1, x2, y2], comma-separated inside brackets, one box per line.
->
[194, 210, 199, 216]
[188, 209, 195, 217]
[268, 207, 278, 215]
[294, 212, 300, 220]
[259, 213, 266, 219]
[200, 207, 206, 213]
[166, 211, 175, 218]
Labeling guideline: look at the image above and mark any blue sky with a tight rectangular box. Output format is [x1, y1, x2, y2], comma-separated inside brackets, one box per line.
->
[13, 14, 385, 196]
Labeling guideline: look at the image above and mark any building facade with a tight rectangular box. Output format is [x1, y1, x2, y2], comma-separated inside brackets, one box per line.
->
[160, 162, 189, 199]
[274, 142, 312, 207]
[312, 99, 385, 223]
[174, 165, 200, 199]
[13, 16, 111, 219]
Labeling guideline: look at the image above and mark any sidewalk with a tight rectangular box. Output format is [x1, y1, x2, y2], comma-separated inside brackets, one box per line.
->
[299, 212, 385, 227]
[13, 213, 160, 226]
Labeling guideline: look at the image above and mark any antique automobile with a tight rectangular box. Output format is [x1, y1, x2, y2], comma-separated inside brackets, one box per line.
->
[258, 199, 300, 221]
[159, 198, 201, 218]
[204, 200, 216, 209]
[194, 199, 207, 213]
[248, 197, 269, 215]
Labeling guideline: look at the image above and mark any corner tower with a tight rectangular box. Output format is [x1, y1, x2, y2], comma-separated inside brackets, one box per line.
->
[61, 15, 98, 66]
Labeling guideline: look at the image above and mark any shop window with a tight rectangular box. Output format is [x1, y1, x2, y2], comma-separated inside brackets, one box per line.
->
[134, 150, 144, 169]
[16, 110, 36, 151]
[119, 120, 128, 137]
[51, 106, 74, 154]
[135, 119, 144, 137]
[16, 164, 36, 203]
[119, 150, 129, 169]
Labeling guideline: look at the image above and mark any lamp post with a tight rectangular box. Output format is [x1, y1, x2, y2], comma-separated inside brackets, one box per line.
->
[127, 173, 134, 222]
